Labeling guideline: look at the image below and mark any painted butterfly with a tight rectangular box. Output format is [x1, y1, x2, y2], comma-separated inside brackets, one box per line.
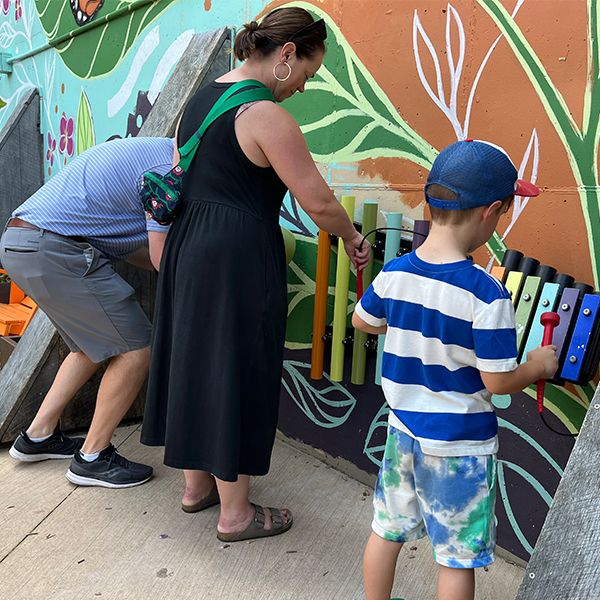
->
[70, 0, 105, 26]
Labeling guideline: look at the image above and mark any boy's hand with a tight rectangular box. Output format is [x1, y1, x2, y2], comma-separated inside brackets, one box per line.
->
[526, 345, 559, 380]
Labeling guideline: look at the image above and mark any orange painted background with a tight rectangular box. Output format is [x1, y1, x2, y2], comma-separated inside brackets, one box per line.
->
[270, 0, 596, 286]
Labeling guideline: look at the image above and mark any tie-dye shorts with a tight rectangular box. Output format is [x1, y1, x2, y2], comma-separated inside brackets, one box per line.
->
[372, 425, 496, 568]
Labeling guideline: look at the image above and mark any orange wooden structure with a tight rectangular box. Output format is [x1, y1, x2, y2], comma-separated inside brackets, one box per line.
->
[0, 270, 37, 336]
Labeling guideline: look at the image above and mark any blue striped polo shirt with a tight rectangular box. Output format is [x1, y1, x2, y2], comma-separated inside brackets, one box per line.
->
[356, 251, 518, 456]
[13, 137, 174, 259]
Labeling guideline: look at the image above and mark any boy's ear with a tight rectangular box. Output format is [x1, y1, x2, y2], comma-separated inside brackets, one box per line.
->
[481, 200, 504, 221]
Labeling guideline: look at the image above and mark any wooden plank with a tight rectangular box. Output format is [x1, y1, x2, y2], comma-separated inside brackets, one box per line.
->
[515, 387, 600, 599]
[138, 27, 229, 138]
[0, 311, 59, 441]
[0, 435, 523, 600]
[0, 88, 44, 229]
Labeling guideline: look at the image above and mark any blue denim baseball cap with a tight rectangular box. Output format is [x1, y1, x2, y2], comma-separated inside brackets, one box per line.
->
[425, 139, 540, 210]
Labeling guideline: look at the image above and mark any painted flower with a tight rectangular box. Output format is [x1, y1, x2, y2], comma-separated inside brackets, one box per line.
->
[58, 112, 74, 156]
[2, 0, 11, 16]
[14, 0, 21, 20]
[46, 133, 56, 166]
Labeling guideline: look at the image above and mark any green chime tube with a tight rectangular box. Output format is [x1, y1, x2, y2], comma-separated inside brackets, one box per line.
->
[330, 195, 355, 382]
[375, 212, 403, 385]
[351, 201, 378, 385]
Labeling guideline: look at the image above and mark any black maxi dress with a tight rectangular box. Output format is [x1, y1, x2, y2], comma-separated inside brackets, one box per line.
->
[141, 82, 288, 481]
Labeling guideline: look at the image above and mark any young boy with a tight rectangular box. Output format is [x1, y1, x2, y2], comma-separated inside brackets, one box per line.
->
[353, 139, 558, 600]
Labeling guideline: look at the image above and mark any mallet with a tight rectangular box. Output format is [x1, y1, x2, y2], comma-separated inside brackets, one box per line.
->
[536, 312, 560, 413]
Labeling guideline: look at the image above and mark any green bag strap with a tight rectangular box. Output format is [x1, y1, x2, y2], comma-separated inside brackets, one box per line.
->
[178, 80, 274, 171]
[180, 78, 265, 154]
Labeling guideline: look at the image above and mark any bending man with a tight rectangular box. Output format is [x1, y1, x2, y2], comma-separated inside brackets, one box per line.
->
[0, 136, 174, 488]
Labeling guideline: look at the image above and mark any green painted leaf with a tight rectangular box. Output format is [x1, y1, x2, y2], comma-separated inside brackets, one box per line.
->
[303, 114, 373, 157]
[76, 90, 95, 155]
[34, 0, 176, 79]
[486, 231, 508, 265]
[0, 98, 6, 110]
[284, 88, 356, 125]
[363, 401, 389, 467]
[283, 1, 436, 166]
[282, 360, 357, 428]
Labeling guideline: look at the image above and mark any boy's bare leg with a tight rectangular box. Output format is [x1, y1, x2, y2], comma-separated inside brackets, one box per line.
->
[437, 565, 475, 600]
[27, 351, 102, 438]
[364, 532, 403, 600]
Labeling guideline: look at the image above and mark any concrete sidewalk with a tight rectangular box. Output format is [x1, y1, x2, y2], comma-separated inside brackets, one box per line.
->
[0, 425, 524, 599]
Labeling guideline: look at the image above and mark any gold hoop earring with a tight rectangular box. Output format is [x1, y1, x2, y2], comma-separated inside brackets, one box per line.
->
[272, 62, 292, 82]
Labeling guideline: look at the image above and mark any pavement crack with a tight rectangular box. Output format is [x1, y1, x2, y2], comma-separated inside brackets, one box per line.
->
[0, 487, 78, 564]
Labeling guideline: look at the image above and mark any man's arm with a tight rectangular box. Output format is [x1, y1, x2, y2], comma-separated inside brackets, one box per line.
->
[148, 231, 167, 271]
[124, 231, 167, 271]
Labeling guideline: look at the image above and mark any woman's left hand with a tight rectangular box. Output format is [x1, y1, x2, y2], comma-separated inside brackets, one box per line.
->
[343, 231, 371, 271]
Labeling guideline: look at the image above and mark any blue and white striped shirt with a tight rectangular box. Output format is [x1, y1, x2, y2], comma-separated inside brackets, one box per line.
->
[14, 137, 174, 259]
[356, 252, 517, 456]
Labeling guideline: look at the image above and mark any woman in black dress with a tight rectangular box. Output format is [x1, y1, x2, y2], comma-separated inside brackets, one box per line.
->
[141, 7, 369, 542]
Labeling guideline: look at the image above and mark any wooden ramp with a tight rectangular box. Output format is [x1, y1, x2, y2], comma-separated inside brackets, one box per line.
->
[0, 432, 524, 600]
[0, 28, 230, 444]
[0, 87, 44, 229]
[515, 386, 600, 599]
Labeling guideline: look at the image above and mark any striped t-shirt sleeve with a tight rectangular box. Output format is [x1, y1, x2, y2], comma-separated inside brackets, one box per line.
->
[355, 273, 387, 327]
[472, 294, 518, 372]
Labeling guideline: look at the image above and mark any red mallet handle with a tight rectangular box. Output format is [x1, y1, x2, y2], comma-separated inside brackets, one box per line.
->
[357, 269, 363, 300]
[536, 312, 560, 413]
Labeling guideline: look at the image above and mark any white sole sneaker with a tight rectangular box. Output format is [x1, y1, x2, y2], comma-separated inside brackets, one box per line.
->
[9, 446, 75, 462]
[65, 469, 152, 489]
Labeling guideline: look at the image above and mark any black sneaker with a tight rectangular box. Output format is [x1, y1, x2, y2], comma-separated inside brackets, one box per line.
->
[66, 445, 153, 489]
[9, 428, 84, 462]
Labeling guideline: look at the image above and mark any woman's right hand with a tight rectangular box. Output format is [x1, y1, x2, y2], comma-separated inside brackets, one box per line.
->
[343, 231, 371, 271]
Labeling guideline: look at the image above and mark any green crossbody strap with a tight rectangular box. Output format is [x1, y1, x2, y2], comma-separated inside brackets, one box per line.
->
[178, 80, 273, 171]
[179, 79, 265, 155]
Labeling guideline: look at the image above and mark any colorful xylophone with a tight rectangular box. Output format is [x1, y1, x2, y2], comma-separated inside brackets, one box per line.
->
[492, 248, 600, 385]
[310, 198, 600, 391]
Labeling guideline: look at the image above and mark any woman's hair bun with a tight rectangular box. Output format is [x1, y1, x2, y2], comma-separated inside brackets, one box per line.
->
[234, 7, 325, 62]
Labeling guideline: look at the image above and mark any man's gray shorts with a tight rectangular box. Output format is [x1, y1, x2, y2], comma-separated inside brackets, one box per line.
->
[0, 227, 151, 363]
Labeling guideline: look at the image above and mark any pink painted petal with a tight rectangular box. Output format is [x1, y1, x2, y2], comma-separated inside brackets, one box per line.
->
[66, 118, 74, 136]
[59, 113, 67, 134]
[67, 137, 74, 156]
[59, 135, 66, 154]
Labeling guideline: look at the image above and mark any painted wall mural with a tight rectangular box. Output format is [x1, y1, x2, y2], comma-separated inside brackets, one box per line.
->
[0, 0, 597, 562]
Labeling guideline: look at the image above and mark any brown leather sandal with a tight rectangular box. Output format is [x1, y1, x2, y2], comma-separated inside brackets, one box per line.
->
[181, 484, 220, 513]
[216, 503, 293, 542]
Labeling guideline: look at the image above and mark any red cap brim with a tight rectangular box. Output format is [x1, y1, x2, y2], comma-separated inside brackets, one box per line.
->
[515, 179, 540, 197]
